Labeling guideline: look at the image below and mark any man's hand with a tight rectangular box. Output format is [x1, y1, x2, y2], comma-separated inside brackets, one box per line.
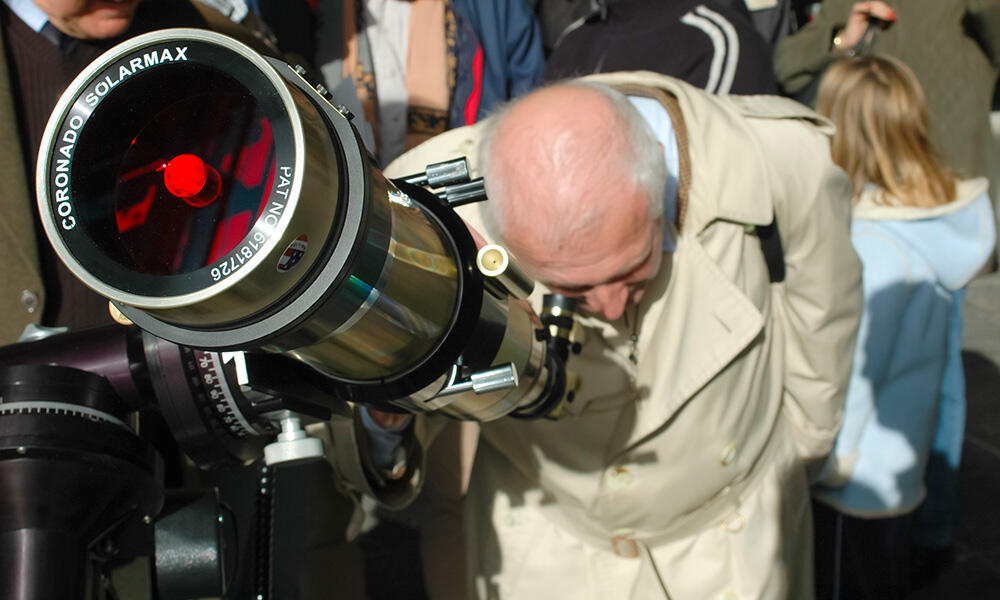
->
[834, 1, 897, 51]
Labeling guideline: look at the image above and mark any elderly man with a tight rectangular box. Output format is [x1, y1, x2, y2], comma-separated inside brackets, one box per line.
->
[379, 71, 863, 599]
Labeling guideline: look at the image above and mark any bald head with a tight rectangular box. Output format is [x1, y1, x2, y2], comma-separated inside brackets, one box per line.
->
[479, 82, 667, 319]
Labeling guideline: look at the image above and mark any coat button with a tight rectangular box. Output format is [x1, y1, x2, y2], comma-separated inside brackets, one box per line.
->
[723, 511, 745, 533]
[607, 467, 634, 490]
[610, 530, 639, 558]
[720, 443, 737, 466]
[20, 290, 39, 313]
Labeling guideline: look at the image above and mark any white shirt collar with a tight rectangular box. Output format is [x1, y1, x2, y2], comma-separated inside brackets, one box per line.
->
[628, 95, 679, 253]
[3, 0, 49, 33]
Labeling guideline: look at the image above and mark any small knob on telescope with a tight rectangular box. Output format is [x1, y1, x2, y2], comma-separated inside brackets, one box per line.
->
[263, 412, 324, 466]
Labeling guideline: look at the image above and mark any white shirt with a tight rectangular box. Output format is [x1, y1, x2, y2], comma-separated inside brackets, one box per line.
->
[629, 96, 680, 252]
[3, 0, 48, 32]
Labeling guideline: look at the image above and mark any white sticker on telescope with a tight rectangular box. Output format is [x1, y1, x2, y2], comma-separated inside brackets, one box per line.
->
[277, 235, 308, 272]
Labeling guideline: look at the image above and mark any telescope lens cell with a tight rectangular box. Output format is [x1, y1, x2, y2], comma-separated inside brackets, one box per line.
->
[63, 57, 291, 296]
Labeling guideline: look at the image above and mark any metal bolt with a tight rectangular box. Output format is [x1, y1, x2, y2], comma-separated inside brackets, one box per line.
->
[20, 290, 38, 313]
[16, 446, 27, 455]
[102, 537, 118, 556]
[336, 104, 355, 121]
[143, 515, 152, 524]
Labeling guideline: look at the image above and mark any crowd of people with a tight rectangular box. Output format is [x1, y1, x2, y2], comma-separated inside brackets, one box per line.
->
[1, 1, 999, 599]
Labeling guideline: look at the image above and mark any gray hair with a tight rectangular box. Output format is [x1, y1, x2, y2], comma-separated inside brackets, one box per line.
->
[478, 80, 667, 245]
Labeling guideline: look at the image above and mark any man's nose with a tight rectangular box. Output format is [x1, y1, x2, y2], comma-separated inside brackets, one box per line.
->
[586, 284, 630, 321]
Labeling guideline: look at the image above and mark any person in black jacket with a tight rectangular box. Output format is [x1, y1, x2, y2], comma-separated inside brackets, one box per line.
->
[543, 0, 778, 95]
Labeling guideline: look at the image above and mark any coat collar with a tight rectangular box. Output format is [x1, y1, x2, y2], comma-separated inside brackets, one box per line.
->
[621, 235, 765, 447]
[578, 73, 798, 444]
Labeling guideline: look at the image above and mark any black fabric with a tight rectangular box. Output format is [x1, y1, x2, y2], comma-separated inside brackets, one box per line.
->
[710, 0, 752, 21]
[535, 0, 608, 54]
[757, 221, 785, 283]
[543, 0, 778, 95]
[813, 500, 914, 600]
[255, 0, 316, 65]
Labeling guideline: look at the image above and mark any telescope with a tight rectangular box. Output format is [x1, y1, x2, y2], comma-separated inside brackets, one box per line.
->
[34, 27, 575, 420]
[1, 28, 578, 598]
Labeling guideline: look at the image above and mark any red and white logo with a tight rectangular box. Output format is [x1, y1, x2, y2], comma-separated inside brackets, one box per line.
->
[277, 235, 308, 272]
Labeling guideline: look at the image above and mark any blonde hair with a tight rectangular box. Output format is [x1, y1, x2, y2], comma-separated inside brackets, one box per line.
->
[816, 55, 955, 207]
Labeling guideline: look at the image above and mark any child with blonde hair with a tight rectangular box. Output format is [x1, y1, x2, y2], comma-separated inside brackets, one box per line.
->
[812, 55, 995, 599]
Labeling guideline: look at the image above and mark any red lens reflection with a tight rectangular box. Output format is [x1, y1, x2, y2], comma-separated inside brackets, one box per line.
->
[164, 154, 221, 207]
[164, 154, 207, 196]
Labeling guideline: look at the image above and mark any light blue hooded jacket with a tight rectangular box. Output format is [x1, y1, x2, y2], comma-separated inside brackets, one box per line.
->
[813, 177, 996, 517]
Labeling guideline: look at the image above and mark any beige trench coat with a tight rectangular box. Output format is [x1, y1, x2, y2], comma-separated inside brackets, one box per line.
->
[368, 71, 863, 599]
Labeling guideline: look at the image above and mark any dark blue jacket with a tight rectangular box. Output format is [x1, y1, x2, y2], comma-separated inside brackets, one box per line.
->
[450, 0, 545, 127]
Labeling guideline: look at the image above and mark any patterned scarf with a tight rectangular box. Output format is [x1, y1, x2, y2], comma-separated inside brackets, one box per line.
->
[341, 0, 457, 159]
